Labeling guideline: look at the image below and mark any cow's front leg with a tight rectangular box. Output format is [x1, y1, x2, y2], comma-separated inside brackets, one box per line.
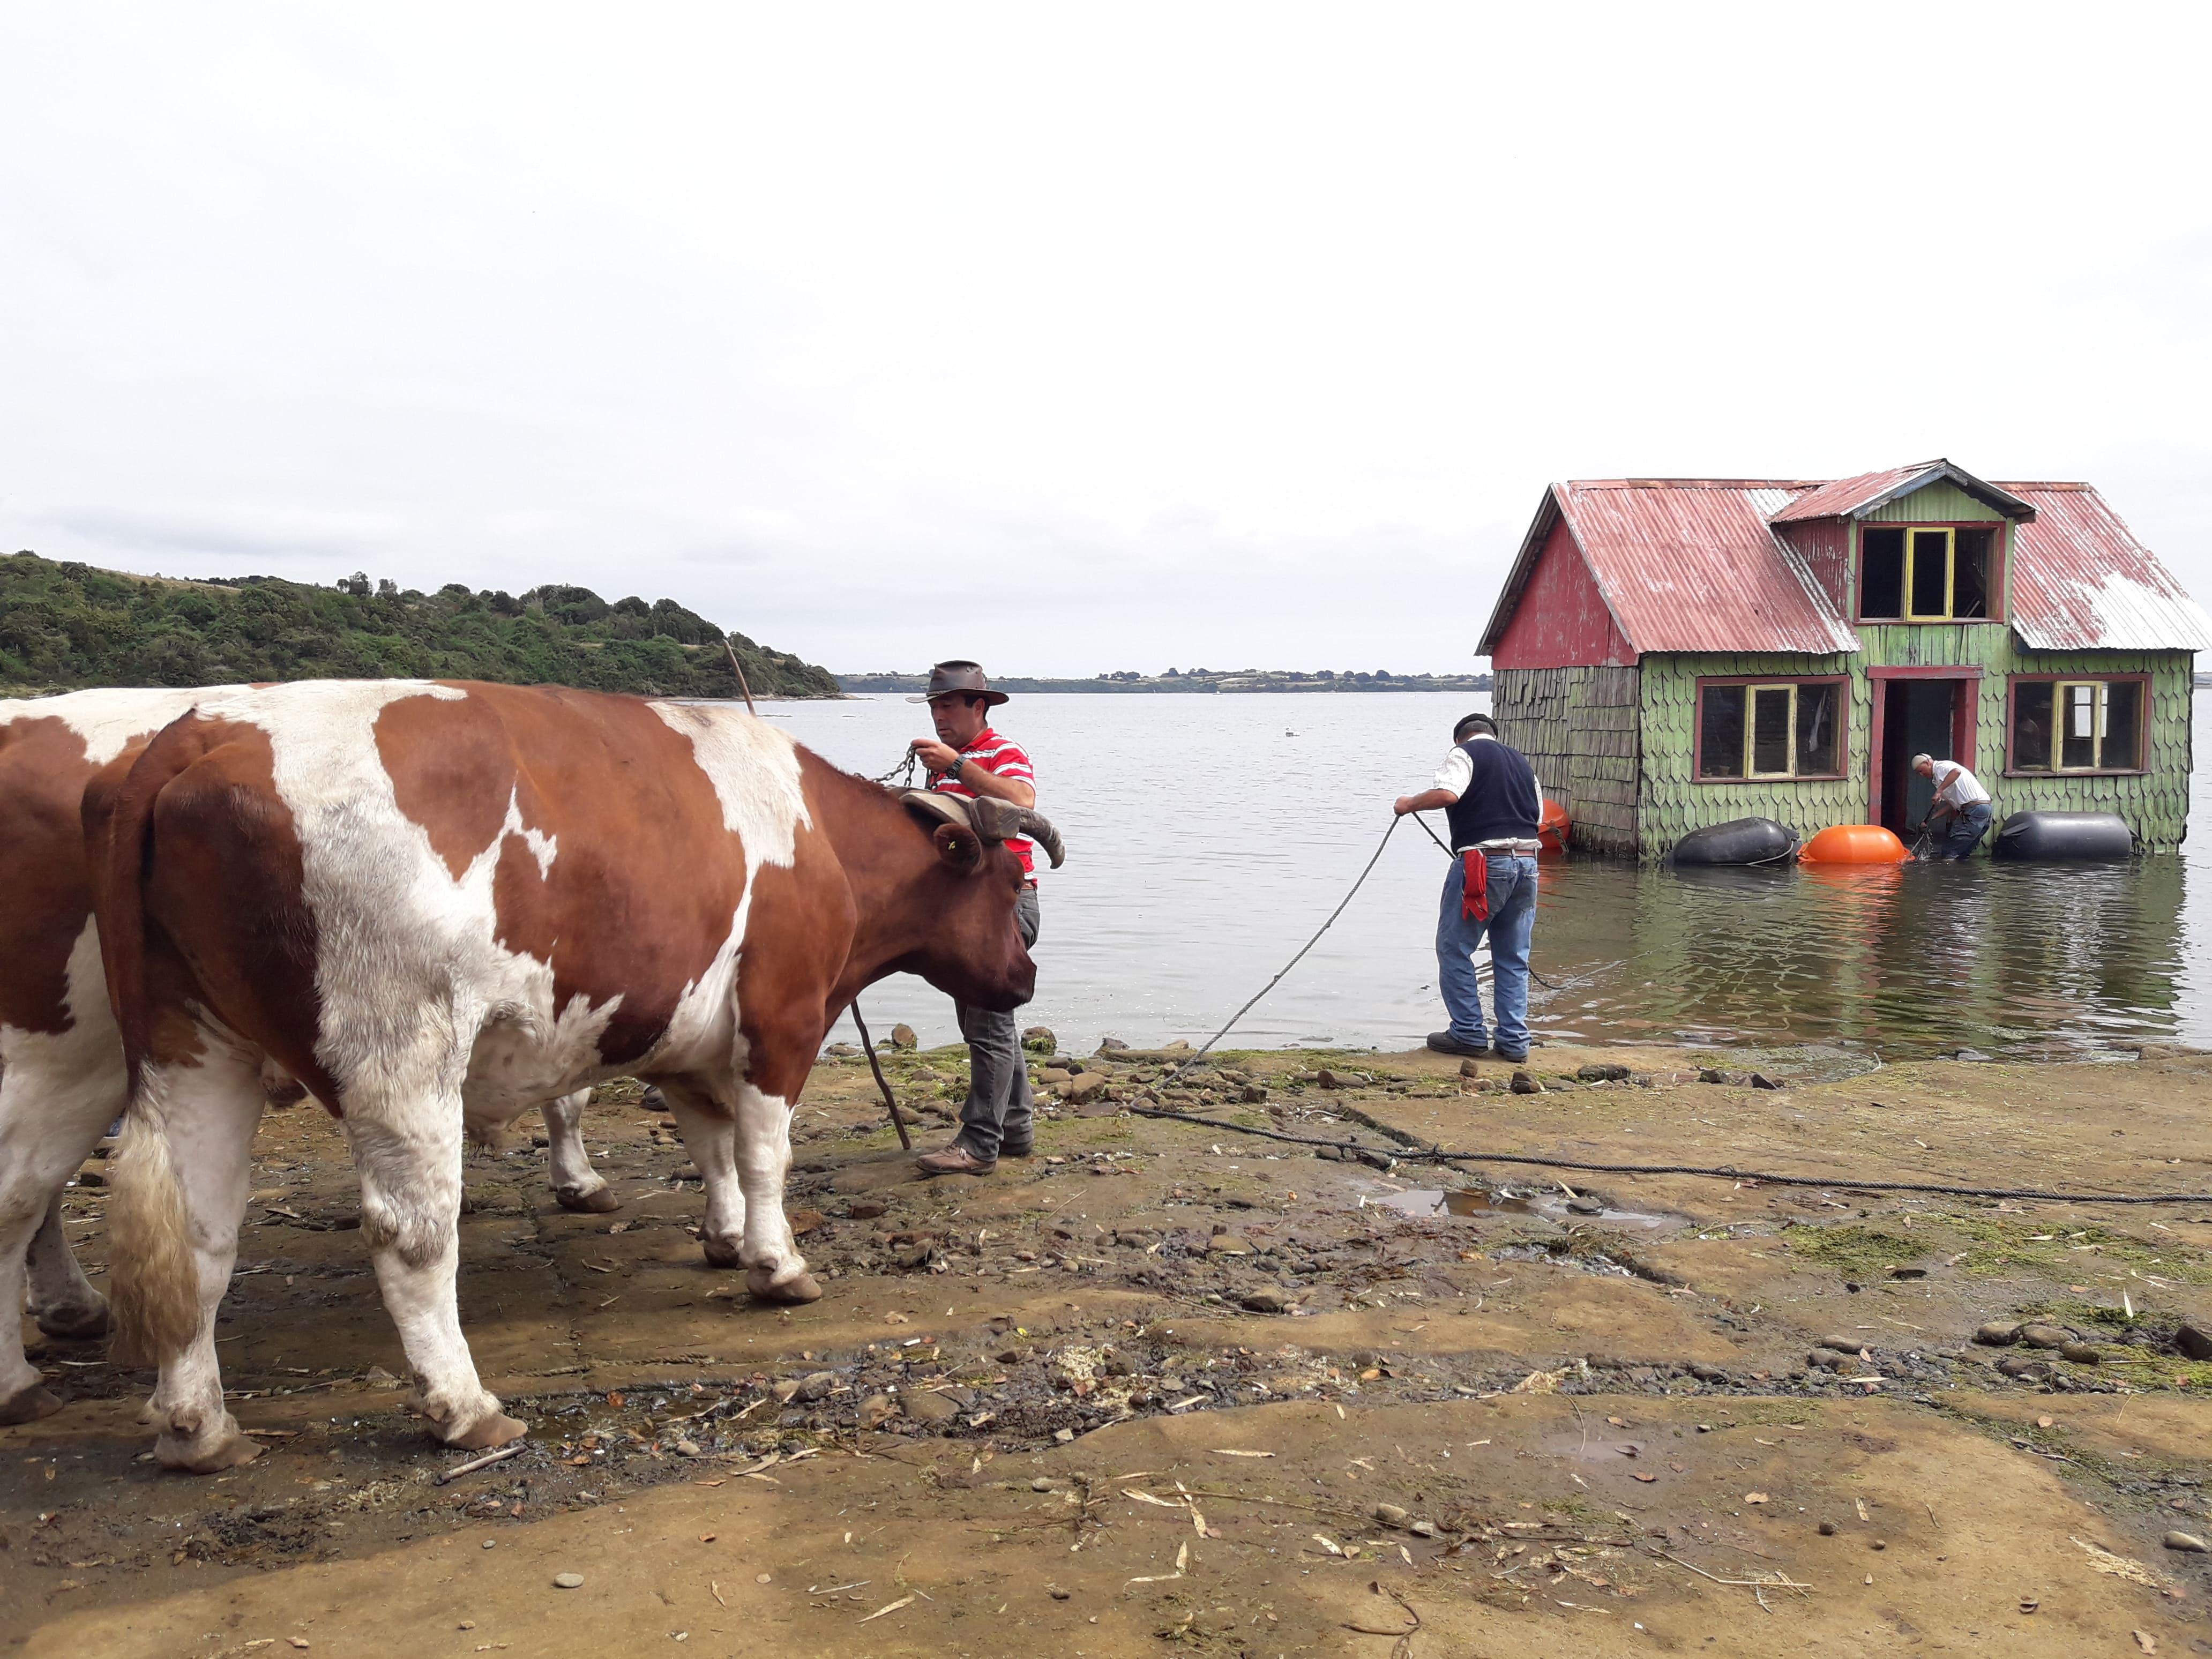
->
[542, 1089, 619, 1213]
[657, 1080, 745, 1269]
[343, 1088, 524, 1452]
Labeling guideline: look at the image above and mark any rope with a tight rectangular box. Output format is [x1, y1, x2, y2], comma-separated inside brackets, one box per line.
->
[1126, 1107, 2212, 1206]
[1161, 816, 1406, 1084]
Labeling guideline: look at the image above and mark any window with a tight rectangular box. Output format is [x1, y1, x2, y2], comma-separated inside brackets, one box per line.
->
[1697, 681, 1844, 780]
[1859, 525, 1993, 621]
[2010, 678, 2144, 772]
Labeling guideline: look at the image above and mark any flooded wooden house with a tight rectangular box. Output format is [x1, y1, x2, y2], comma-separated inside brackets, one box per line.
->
[1479, 460, 2209, 857]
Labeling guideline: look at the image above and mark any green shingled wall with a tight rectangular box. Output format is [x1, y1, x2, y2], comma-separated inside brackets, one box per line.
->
[1636, 640, 2194, 857]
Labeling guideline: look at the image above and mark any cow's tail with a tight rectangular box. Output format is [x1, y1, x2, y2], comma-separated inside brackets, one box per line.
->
[84, 722, 206, 1370]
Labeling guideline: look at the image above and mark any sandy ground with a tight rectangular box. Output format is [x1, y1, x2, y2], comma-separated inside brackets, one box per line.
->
[6, 1040, 2211, 1657]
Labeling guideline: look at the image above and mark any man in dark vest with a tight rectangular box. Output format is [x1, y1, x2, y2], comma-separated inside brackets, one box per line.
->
[1394, 712, 1544, 1063]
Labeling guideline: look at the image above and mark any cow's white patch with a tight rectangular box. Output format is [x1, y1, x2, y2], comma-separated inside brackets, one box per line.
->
[501, 787, 558, 878]
[0, 685, 216, 767]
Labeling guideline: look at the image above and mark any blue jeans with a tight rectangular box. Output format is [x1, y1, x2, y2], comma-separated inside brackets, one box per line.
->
[1436, 854, 1538, 1056]
[1937, 801, 1993, 861]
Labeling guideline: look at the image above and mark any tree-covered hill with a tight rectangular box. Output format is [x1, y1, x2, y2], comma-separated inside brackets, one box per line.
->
[0, 552, 838, 699]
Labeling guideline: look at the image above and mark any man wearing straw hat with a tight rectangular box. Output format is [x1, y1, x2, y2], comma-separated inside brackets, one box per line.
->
[905, 661, 1042, 1177]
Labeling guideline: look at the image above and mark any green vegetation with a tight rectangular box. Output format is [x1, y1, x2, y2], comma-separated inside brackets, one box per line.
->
[1929, 1212, 2210, 1283]
[1782, 1224, 1928, 1276]
[0, 551, 836, 698]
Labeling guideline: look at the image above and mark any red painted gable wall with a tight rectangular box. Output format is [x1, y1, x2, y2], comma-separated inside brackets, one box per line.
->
[1491, 514, 1633, 668]
[1776, 518, 1851, 618]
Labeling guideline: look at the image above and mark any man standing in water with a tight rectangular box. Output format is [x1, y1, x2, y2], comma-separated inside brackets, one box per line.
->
[1395, 712, 1543, 1063]
[1912, 752, 1993, 860]
[906, 660, 1041, 1177]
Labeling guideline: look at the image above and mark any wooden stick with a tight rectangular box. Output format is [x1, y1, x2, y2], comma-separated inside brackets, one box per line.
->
[722, 639, 759, 715]
[849, 1002, 912, 1149]
[434, 1441, 527, 1484]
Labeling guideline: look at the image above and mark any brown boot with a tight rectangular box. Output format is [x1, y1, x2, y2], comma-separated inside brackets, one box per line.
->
[915, 1141, 997, 1177]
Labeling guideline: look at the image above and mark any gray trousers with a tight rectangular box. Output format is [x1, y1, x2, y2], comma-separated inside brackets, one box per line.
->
[954, 885, 1040, 1158]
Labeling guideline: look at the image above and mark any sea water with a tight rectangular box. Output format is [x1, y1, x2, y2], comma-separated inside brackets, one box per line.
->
[758, 691, 2211, 1061]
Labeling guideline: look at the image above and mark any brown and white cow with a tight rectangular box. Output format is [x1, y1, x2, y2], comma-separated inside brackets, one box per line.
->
[0, 687, 612, 1428]
[86, 679, 1057, 1471]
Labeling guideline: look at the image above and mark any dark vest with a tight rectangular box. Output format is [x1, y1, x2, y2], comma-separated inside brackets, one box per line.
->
[1444, 737, 1542, 850]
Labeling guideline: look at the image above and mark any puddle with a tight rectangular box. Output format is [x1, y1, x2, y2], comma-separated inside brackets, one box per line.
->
[1366, 1184, 1676, 1231]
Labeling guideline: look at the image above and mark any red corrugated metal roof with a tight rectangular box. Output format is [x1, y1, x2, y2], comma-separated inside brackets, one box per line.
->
[1770, 459, 2035, 524]
[1998, 482, 2212, 652]
[1478, 480, 1860, 657]
[1481, 462, 2207, 660]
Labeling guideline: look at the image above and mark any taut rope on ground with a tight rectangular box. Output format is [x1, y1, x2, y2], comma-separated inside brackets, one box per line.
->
[1127, 1107, 2212, 1205]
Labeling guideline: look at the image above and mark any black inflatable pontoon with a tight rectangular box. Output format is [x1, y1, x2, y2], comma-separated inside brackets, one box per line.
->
[1672, 816, 1800, 866]
[1993, 810, 2136, 861]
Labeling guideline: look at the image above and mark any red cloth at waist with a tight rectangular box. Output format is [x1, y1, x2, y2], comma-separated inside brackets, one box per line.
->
[1460, 849, 1490, 923]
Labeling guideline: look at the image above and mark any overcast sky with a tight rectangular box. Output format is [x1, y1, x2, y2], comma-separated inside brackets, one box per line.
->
[4, 4, 2208, 677]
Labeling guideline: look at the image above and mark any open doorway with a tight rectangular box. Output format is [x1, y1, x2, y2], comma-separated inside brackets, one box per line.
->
[1870, 674, 1978, 835]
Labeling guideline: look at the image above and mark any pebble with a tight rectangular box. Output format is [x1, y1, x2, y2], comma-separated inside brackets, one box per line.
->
[1054, 1428, 1075, 1443]
[1509, 1071, 1544, 1095]
[1818, 1520, 1836, 1536]
[1240, 1290, 1290, 1314]
[888, 1025, 918, 1049]
[2059, 1342, 2102, 1365]
[904, 1391, 959, 1424]
[1207, 1234, 1252, 1256]
[1032, 1477, 1055, 1492]
[1565, 1197, 1603, 1216]
[1458, 1058, 1483, 1079]
[553, 1572, 585, 1589]
[795, 1371, 838, 1402]
[1409, 1520, 1438, 1538]
[1808, 1349, 1849, 1371]
[1818, 1335, 1864, 1355]
[755, 1573, 772, 1585]
[2164, 1532, 2210, 1554]
[2017, 1324, 2072, 1350]
[1688, 1363, 1727, 1383]
[2177, 1321, 2212, 1362]
[858, 1396, 898, 1429]
[1972, 1322, 2021, 1347]
[674, 1439, 701, 1456]
[1996, 1355, 2051, 1380]
[1576, 1063, 1631, 1082]
[1049, 1587, 1072, 1600]
[1373, 1503, 1409, 1527]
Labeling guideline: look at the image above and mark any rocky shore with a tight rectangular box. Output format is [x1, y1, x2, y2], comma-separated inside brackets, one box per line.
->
[7, 1040, 2211, 1655]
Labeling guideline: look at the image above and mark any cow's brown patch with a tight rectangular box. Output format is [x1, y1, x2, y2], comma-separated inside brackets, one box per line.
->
[384, 685, 756, 1068]
[126, 714, 340, 1108]
[0, 713, 121, 1035]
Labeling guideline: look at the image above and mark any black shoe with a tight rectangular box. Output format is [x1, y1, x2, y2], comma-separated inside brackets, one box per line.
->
[1000, 1138, 1034, 1159]
[1491, 1047, 1529, 1065]
[1426, 1030, 1490, 1059]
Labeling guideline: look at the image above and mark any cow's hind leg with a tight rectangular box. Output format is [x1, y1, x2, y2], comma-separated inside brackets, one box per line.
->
[731, 1081, 818, 1305]
[342, 1084, 524, 1451]
[543, 1089, 619, 1213]
[115, 1041, 268, 1471]
[0, 1028, 126, 1423]
[659, 1082, 745, 1269]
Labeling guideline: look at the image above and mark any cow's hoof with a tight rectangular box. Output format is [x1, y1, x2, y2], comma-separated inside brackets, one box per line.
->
[155, 1426, 264, 1473]
[35, 1298, 111, 1341]
[701, 1237, 744, 1269]
[748, 1266, 823, 1305]
[444, 1411, 528, 1452]
[0, 1382, 65, 1425]
[555, 1184, 623, 1214]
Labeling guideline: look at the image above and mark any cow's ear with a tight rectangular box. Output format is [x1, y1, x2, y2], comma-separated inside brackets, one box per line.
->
[932, 823, 984, 872]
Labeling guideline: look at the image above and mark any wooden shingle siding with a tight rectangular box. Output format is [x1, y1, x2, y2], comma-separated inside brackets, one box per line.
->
[1493, 663, 1641, 854]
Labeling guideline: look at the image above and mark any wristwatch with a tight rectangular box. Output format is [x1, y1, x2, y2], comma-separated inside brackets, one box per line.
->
[939, 753, 967, 781]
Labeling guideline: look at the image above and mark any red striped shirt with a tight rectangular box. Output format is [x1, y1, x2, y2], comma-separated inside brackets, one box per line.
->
[932, 727, 1038, 878]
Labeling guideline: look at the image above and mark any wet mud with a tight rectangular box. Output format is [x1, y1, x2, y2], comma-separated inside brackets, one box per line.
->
[6, 1042, 2212, 1655]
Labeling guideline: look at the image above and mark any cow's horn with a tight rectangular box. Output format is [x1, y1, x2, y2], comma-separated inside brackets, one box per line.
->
[1017, 809, 1066, 869]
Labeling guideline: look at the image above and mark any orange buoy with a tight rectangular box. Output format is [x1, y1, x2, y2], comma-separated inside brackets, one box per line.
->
[1798, 823, 1911, 864]
[1538, 798, 1571, 856]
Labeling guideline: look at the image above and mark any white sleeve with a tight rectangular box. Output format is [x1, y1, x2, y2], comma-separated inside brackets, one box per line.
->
[1431, 747, 1474, 798]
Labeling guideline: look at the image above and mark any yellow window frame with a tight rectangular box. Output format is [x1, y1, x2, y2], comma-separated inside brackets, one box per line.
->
[1902, 526, 1956, 621]
[2053, 679, 2110, 771]
[1744, 683, 1799, 778]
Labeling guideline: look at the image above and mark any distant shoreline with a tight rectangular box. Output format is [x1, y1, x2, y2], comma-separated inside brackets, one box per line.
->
[834, 671, 1492, 694]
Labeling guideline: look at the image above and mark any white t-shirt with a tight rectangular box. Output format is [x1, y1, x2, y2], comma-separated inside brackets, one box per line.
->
[1432, 734, 1544, 806]
[1928, 759, 1989, 809]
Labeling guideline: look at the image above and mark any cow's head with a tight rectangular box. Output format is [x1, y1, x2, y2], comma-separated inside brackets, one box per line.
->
[895, 791, 1065, 1011]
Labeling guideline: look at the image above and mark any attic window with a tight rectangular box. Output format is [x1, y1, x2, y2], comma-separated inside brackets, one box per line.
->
[1859, 526, 1992, 621]
[1696, 679, 1844, 781]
